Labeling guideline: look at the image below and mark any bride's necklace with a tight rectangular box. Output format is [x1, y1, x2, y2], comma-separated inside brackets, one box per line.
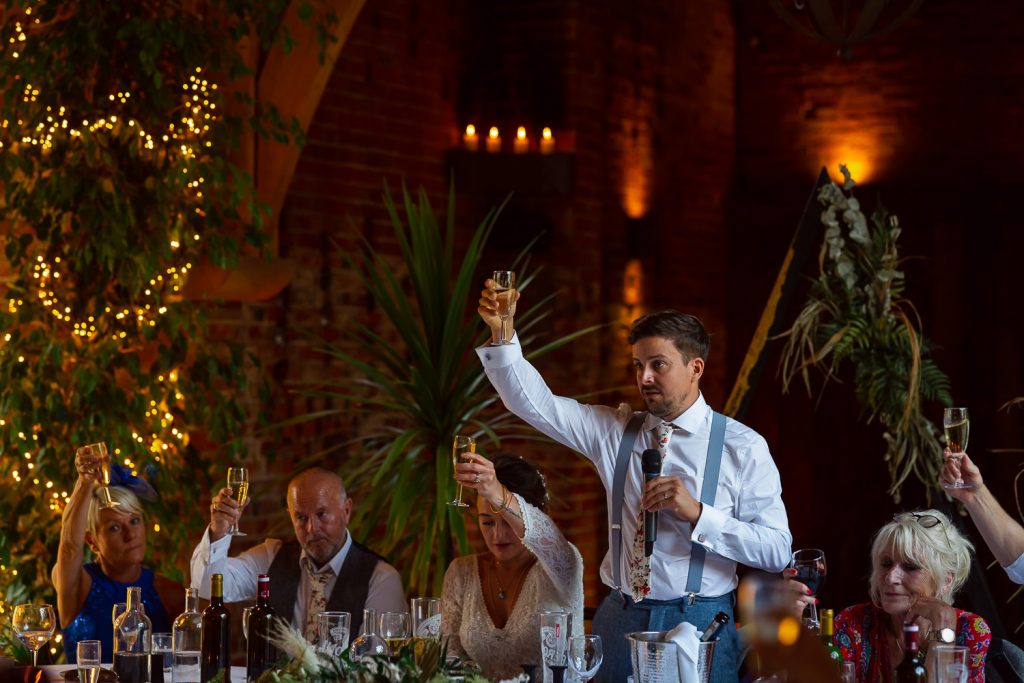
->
[492, 556, 534, 601]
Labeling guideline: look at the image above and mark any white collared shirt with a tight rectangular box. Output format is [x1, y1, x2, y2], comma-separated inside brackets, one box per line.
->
[189, 529, 407, 625]
[477, 334, 792, 600]
[1004, 552, 1024, 584]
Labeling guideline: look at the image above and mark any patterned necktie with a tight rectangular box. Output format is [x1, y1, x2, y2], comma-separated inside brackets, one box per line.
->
[628, 422, 674, 599]
[302, 557, 334, 642]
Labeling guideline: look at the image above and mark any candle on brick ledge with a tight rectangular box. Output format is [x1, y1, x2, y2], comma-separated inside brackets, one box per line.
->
[514, 126, 529, 154]
[486, 126, 501, 152]
[463, 124, 478, 151]
[540, 126, 555, 154]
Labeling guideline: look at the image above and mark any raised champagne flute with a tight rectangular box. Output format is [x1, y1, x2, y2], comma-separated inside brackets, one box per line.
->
[79, 442, 119, 509]
[943, 407, 971, 490]
[12, 603, 56, 667]
[447, 435, 475, 508]
[790, 548, 826, 632]
[226, 467, 249, 536]
[492, 270, 516, 345]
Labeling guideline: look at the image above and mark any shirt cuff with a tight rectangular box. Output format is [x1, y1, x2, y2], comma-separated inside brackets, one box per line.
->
[1004, 552, 1024, 584]
[691, 504, 726, 551]
[475, 332, 522, 368]
[207, 527, 232, 562]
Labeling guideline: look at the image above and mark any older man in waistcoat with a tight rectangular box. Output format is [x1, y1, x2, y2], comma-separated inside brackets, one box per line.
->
[190, 467, 405, 638]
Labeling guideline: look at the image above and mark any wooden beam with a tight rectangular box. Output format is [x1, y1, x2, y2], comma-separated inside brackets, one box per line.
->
[257, 0, 367, 251]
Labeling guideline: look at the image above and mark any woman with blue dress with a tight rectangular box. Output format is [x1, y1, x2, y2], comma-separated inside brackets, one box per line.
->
[53, 446, 182, 662]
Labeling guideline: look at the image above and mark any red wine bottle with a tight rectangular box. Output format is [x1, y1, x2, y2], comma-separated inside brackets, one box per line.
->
[200, 574, 231, 683]
[894, 623, 927, 682]
[246, 574, 279, 682]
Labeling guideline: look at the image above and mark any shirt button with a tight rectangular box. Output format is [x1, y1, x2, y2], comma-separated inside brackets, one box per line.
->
[484, 353, 491, 361]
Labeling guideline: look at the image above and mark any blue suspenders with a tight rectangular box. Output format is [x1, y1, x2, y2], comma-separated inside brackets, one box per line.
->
[611, 410, 727, 602]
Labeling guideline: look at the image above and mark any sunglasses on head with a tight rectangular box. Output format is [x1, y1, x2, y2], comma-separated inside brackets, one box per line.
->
[899, 512, 951, 546]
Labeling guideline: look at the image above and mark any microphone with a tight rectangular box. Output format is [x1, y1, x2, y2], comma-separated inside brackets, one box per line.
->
[641, 448, 662, 557]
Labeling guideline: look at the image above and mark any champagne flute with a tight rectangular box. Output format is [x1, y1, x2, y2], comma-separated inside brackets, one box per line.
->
[79, 442, 119, 509]
[12, 603, 56, 667]
[447, 435, 476, 508]
[790, 549, 826, 632]
[568, 635, 603, 683]
[492, 270, 517, 345]
[242, 606, 253, 642]
[943, 407, 971, 490]
[226, 467, 249, 536]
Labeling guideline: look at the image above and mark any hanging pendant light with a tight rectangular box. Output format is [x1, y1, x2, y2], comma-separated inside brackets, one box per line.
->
[769, 0, 925, 59]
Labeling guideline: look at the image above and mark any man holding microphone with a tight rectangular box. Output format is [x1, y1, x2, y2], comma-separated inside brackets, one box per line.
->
[475, 279, 792, 683]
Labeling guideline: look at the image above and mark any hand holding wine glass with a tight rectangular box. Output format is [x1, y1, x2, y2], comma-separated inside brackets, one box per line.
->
[225, 467, 249, 536]
[209, 479, 250, 541]
[789, 549, 826, 632]
[76, 442, 118, 509]
[478, 276, 520, 345]
[447, 435, 476, 508]
[942, 407, 972, 490]
[12, 603, 56, 667]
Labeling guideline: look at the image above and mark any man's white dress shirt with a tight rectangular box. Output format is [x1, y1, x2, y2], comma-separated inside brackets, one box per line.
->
[190, 529, 407, 626]
[477, 334, 792, 600]
[1004, 553, 1024, 584]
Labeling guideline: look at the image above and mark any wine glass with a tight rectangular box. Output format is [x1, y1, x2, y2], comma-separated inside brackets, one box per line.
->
[226, 467, 249, 536]
[447, 435, 475, 508]
[12, 603, 56, 667]
[492, 270, 517, 344]
[568, 635, 603, 683]
[943, 407, 971, 490]
[241, 606, 253, 642]
[790, 549, 826, 632]
[79, 442, 119, 509]
[377, 612, 411, 657]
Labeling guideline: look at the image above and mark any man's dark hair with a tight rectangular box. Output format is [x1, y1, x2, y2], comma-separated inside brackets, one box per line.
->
[492, 452, 549, 512]
[627, 310, 710, 362]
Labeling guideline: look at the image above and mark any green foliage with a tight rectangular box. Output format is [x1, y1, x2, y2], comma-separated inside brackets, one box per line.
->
[778, 166, 952, 502]
[287, 183, 600, 597]
[0, 0, 337, 640]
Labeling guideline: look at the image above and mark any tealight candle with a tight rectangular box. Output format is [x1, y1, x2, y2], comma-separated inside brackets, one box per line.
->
[463, 124, 478, 151]
[513, 126, 529, 154]
[486, 126, 501, 153]
[540, 126, 555, 154]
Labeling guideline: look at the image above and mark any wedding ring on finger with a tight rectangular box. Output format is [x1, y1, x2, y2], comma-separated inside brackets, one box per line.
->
[473, 474, 481, 484]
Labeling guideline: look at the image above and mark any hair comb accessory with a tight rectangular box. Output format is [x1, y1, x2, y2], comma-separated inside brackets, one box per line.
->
[108, 461, 159, 502]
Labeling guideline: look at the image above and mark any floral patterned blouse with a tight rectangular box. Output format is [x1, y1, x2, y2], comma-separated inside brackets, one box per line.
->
[834, 602, 990, 683]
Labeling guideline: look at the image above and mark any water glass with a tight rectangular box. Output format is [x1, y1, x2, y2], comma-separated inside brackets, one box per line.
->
[930, 644, 968, 683]
[568, 634, 603, 683]
[152, 633, 172, 682]
[78, 640, 102, 683]
[410, 597, 441, 638]
[540, 611, 571, 683]
[317, 611, 351, 657]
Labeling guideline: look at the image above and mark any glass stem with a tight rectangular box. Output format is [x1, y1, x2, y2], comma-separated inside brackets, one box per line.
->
[32, 648, 39, 667]
[500, 318, 506, 343]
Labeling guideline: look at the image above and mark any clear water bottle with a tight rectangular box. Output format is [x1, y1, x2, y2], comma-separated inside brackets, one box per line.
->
[113, 586, 152, 683]
[348, 608, 386, 661]
[172, 588, 203, 683]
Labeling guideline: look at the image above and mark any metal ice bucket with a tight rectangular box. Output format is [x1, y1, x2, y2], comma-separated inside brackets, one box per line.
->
[626, 631, 715, 683]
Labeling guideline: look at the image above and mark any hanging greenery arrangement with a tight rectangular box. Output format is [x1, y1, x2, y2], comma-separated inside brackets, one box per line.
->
[777, 165, 952, 502]
[0, 0, 337, 627]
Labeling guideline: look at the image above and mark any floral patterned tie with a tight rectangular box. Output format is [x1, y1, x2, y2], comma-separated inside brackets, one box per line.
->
[628, 422, 674, 599]
[302, 557, 334, 642]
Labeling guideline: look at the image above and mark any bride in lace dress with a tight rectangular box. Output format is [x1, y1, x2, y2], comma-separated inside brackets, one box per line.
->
[441, 452, 585, 681]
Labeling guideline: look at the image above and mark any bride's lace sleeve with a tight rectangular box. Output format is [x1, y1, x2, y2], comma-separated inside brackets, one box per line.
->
[517, 493, 584, 603]
[440, 559, 467, 657]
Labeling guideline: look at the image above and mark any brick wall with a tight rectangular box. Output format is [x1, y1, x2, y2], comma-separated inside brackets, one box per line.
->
[205, 0, 737, 611]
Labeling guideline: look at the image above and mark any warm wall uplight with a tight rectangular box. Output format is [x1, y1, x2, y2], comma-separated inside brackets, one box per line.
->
[514, 126, 528, 154]
[463, 124, 478, 151]
[618, 258, 647, 354]
[540, 127, 555, 154]
[820, 132, 880, 184]
[486, 126, 501, 152]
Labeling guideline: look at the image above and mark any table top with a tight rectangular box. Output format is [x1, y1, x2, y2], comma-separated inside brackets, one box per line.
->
[41, 665, 247, 683]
